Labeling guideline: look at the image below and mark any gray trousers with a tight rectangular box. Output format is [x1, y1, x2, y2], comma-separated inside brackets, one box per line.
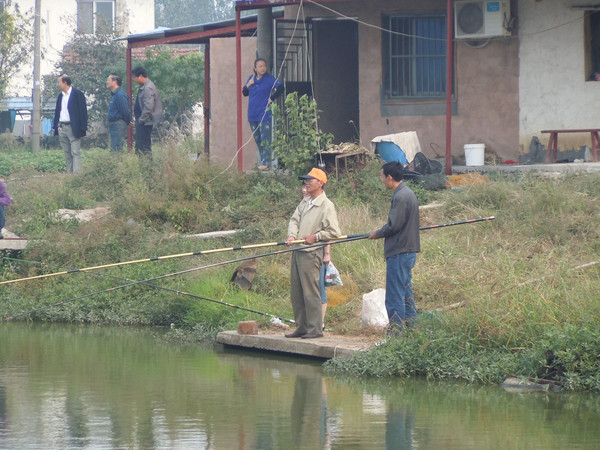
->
[58, 124, 82, 174]
[290, 250, 323, 335]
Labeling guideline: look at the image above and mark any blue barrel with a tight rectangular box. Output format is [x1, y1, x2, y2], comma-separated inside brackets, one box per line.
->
[375, 141, 408, 164]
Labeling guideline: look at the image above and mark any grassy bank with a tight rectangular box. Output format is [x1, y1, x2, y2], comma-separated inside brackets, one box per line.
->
[0, 145, 599, 390]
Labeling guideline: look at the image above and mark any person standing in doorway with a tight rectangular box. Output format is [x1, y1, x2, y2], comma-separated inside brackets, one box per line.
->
[242, 58, 283, 170]
[132, 66, 163, 157]
[53, 74, 88, 174]
[106, 73, 131, 152]
[286, 168, 340, 339]
[369, 161, 420, 335]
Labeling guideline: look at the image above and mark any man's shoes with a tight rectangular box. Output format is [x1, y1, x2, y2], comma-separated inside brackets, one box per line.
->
[285, 330, 305, 338]
[301, 333, 323, 339]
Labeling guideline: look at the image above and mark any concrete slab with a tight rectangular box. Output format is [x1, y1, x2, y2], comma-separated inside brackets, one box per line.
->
[452, 161, 600, 175]
[0, 230, 28, 251]
[0, 238, 28, 251]
[215, 330, 374, 359]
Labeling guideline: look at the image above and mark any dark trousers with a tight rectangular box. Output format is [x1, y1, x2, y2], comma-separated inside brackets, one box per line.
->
[134, 121, 153, 156]
[109, 120, 129, 153]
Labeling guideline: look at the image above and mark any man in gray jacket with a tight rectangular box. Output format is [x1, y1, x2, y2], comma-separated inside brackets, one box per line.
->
[369, 161, 420, 335]
[132, 66, 163, 157]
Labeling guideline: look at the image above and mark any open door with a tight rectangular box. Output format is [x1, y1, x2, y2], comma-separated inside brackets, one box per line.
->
[313, 19, 359, 143]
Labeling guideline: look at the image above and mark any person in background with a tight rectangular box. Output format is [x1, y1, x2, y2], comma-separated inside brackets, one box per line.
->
[286, 168, 340, 339]
[0, 180, 11, 239]
[53, 74, 88, 174]
[242, 58, 283, 170]
[369, 161, 420, 336]
[132, 66, 163, 157]
[106, 73, 131, 152]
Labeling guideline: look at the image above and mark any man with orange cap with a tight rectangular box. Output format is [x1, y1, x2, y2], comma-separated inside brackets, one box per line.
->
[285, 168, 341, 338]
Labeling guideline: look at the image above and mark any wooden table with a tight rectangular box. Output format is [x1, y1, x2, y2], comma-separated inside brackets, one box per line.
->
[541, 129, 600, 162]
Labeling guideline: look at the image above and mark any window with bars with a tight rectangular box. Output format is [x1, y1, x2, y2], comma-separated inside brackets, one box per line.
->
[77, 0, 114, 34]
[382, 13, 450, 100]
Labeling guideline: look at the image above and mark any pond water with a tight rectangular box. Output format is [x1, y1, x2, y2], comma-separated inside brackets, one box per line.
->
[0, 323, 599, 449]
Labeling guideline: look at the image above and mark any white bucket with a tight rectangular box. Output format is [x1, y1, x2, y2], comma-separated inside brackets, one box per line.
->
[464, 143, 485, 166]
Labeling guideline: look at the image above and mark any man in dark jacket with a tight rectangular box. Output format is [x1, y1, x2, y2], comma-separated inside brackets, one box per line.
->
[106, 73, 131, 152]
[132, 66, 163, 157]
[369, 161, 421, 335]
[53, 74, 88, 174]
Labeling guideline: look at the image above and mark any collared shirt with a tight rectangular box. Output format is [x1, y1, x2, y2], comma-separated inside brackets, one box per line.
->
[375, 183, 421, 258]
[59, 87, 72, 122]
[287, 192, 341, 252]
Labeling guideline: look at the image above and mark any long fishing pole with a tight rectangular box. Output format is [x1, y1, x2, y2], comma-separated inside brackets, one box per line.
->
[419, 216, 495, 230]
[0, 234, 369, 287]
[0, 217, 495, 287]
[1, 235, 369, 322]
[2, 218, 495, 321]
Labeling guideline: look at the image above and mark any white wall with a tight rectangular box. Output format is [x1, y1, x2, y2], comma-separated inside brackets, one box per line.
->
[519, 0, 600, 151]
[6, 0, 154, 96]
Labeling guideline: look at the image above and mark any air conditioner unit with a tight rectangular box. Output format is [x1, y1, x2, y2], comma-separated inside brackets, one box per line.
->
[455, 1, 511, 39]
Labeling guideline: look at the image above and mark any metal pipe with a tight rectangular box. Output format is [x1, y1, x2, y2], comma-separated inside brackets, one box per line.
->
[445, 0, 454, 176]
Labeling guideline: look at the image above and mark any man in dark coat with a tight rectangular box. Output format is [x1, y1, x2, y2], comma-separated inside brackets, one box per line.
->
[53, 74, 88, 174]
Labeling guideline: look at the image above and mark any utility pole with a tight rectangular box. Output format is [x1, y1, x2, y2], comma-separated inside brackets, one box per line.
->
[32, 0, 41, 152]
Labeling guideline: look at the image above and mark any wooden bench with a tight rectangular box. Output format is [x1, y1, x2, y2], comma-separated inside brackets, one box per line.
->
[541, 129, 600, 163]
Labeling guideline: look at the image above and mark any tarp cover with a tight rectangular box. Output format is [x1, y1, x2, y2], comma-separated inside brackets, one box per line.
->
[371, 131, 422, 164]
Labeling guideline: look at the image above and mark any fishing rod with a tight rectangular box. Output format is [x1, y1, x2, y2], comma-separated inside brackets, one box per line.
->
[0, 217, 495, 287]
[0, 234, 369, 287]
[1, 235, 369, 322]
[0, 255, 294, 323]
[1, 218, 495, 321]
[419, 216, 495, 230]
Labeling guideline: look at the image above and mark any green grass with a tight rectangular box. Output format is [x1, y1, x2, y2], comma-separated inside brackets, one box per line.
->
[1, 145, 599, 390]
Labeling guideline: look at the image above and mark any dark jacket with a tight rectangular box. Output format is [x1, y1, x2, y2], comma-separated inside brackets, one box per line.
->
[375, 183, 421, 258]
[53, 87, 88, 139]
[107, 87, 131, 123]
[134, 79, 163, 126]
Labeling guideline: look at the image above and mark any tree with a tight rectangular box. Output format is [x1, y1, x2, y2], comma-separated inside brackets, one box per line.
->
[0, 2, 34, 97]
[155, 0, 235, 27]
[135, 48, 205, 132]
[271, 92, 333, 175]
[43, 27, 127, 124]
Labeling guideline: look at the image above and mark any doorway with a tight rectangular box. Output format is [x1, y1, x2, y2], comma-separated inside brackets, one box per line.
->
[312, 19, 359, 143]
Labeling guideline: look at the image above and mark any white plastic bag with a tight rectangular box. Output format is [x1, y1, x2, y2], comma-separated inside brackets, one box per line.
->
[361, 288, 389, 327]
[324, 261, 343, 287]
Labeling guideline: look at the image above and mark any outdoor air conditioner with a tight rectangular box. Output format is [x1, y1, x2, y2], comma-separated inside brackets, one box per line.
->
[455, 1, 511, 39]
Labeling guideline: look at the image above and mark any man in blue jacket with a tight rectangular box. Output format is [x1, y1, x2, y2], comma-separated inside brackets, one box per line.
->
[106, 73, 131, 152]
[53, 74, 88, 174]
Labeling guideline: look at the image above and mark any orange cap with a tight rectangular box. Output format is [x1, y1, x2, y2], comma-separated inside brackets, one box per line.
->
[299, 167, 327, 184]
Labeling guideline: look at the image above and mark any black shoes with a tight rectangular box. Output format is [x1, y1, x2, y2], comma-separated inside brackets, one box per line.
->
[285, 331, 305, 338]
[301, 334, 323, 339]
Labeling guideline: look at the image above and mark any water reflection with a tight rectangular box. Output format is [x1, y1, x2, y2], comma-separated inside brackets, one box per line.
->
[0, 323, 599, 449]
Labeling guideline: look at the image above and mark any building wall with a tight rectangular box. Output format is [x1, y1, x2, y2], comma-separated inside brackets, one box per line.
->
[6, 0, 154, 96]
[518, 0, 600, 152]
[288, 0, 520, 161]
[210, 37, 258, 172]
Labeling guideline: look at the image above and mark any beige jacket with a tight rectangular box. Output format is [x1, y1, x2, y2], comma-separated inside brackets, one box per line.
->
[287, 192, 341, 251]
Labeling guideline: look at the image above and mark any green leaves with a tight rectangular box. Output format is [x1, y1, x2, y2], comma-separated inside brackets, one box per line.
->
[271, 92, 333, 175]
[0, 6, 33, 97]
